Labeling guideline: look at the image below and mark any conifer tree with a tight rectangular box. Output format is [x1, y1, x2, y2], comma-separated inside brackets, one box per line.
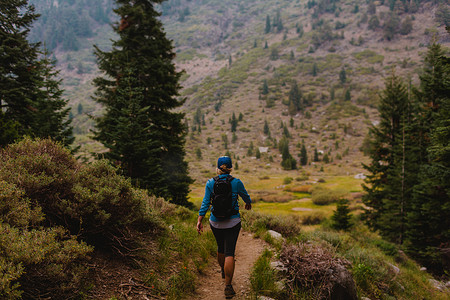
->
[0, 0, 73, 147]
[265, 15, 271, 33]
[288, 81, 302, 114]
[332, 199, 353, 230]
[231, 112, 237, 132]
[406, 43, 450, 272]
[362, 73, 411, 242]
[339, 68, 347, 84]
[300, 144, 308, 166]
[313, 148, 320, 162]
[31, 50, 74, 146]
[93, 0, 192, 206]
[262, 79, 269, 95]
[263, 119, 270, 135]
[280, 137, 296, 170]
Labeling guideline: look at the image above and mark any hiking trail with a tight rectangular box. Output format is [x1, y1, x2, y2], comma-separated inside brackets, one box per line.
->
[193, 230, 267, 300]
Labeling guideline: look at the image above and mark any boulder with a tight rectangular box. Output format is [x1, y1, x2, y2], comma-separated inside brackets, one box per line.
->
[329, 264, 358, 300]
[267, 230, 283, 241]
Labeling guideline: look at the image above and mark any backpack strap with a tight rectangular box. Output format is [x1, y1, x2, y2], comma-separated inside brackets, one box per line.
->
[226, 176, 234, 183]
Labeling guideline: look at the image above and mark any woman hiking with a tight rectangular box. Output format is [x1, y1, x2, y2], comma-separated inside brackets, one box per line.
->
[197, 156, 252, 299]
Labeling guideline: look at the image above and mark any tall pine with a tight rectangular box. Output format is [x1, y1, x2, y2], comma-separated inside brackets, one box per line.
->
[362, 72, 411, 243]
[406, 43, 450, 273]
[93, 0, 192, 206]
[0, 0, 72, 146]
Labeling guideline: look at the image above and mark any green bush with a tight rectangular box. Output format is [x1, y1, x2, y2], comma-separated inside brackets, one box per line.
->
[0, 138, 166, 298]
[301, 212, 326, 225]
[0, 138, 160, 249]
[283, 177, 293, 184]
[310, 186, 347, 205]
[241, 211, 301, 237]
[0, 223, 92, 299]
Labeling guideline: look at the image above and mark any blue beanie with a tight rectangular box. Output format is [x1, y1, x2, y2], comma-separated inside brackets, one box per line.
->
[217, 156, 232, 169]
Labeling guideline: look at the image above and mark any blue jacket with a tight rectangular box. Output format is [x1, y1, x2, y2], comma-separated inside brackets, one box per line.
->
[199, 174, 251, 222]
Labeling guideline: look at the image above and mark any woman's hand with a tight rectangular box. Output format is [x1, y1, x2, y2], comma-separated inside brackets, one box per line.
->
[245, 203, 252, 210]
[197, 221, 203, 234]
[197, 215, 204, 234]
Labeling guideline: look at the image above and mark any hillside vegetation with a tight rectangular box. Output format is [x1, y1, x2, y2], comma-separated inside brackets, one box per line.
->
[28, 0, 448, 174]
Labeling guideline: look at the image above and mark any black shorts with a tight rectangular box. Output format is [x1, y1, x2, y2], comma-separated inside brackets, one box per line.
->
[210, 222, 241, 257]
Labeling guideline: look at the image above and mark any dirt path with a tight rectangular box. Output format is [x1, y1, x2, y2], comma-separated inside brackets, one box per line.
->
[193, 231, 267, 300]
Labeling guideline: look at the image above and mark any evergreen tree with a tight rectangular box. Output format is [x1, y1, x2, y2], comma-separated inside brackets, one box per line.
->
[0, 0, 73, 147]
[78, 103, 83, 115]
[93, 0, 192, 206]
[339, 68, 347, 84]
[265, 15, 271, 33]
[263, 119, 270, 135]
[332, 199, 353, 230]
[300, 144, 308, 166]
[313, 148, 320, 162]
[280, 137, 296, 170]
[406, 43, 450, 273]
[231, 112, 237, 132]
[247, 141, 254, 156]
[288, 81, 302, 113]
[262, 79, 269, 95]
[345, 89, 351, 101]
[312, 62, 318, 76]
[32, 50, 73, 146]
[362, 73, 411, 243]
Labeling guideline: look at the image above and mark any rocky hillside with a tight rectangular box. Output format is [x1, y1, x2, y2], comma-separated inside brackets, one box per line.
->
[27, 0, 449, 179]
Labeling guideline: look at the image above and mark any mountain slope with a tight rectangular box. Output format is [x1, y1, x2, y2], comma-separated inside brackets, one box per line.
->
[27, 0, 449, 180]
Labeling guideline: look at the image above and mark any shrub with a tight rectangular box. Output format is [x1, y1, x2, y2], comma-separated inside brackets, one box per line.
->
[241, 211, 301, 237]
[301, 212, 326, 225]
[310, 186, 347, 205]
[0, 138, 166, 297]
[283, 177, 293, 184]
[285, 185, 312, 193]
[0, 223, 92, 299]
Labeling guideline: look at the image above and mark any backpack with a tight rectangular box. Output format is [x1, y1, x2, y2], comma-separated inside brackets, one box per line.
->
[211, 175, 236, 219]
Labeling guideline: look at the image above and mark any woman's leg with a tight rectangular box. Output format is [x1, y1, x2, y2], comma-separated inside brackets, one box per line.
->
[223, 222, 241, 285]
[210, 225, 226, 274]
[224, 256, 235, 285]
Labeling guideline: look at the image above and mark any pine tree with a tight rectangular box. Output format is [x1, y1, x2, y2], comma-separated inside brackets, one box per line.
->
[332, 199, 353, 230]
[280, 137, 296, 170]
[262, 79, 269, 95]
[265, 15, 271, 33]
[32, 50, 73, 146]
[312, 62, 318, 76]
[93, 0, 192, 206]
[313, 148, 320, 162]
[406, 43, 450, 273]
[0, 0, 73, 147]
[231, 112, 237, 132]
[339, 68, 347, 84]
[362, 72, 411, 243]
[288, 81, 302, 113]
[263, 119, 270, 135]
[300, 144, 308, 166]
